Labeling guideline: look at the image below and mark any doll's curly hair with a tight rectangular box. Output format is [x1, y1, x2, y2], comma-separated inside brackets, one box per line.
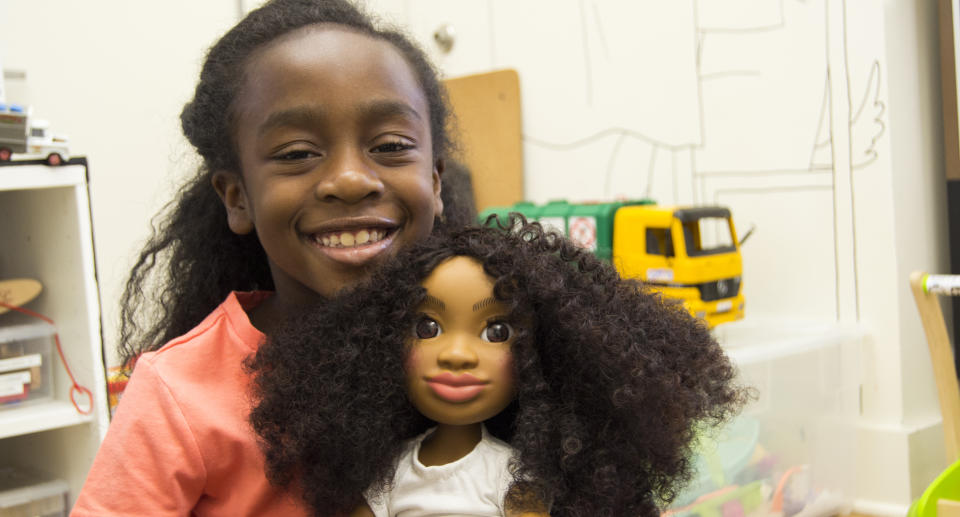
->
[247, 216, 749, 517]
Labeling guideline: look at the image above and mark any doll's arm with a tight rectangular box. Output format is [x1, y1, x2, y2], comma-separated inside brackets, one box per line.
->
[505, 511, 550, 517]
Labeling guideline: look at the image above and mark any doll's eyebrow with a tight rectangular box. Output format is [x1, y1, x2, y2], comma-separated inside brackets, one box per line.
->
[473, 297, 497, 312]
[423, 295, 445, 312]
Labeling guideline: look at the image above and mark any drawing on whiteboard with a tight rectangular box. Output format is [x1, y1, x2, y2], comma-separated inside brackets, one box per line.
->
[484, 0, 881, 323]
[373, 0, 886, 322]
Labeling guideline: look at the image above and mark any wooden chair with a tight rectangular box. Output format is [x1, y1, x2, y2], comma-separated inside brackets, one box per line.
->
[909, 272, 960, 517]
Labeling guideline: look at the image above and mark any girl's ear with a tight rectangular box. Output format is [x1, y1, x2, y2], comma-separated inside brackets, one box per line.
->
[432, 158, 445, 216]
[211, 170, 255, 235]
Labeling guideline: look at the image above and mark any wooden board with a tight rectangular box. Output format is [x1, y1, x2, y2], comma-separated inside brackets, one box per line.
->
[444, 69, 524, 212]
[941, 0, 960, 180]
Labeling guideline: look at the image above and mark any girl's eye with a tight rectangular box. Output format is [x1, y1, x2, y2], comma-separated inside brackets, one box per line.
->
[481, 322, 512, 343]
[273, 149, 315, 161]
[373, 140, 414, 153]
[414, 316, 441, 339]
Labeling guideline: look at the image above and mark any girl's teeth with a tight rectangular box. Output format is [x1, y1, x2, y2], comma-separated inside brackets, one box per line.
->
[318, 229, 385, 248]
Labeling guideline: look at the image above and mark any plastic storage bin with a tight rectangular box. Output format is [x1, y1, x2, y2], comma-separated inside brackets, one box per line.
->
[0, 467, 68, 517]
[667, 319, 860, 516]
[0, 322, 54, 408]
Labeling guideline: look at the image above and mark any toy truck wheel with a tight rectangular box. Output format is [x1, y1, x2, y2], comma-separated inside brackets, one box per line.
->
[0, 148, 11, 161]
[46, 153, 63, 166]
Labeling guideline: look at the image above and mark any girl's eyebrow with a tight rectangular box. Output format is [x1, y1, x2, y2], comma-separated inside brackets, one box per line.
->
[257, 101, 421, 136]
[473, 297, 497, 312]
[257, 106, 326, 136]
[355, 100, 423, 123]
[422, 295, 445, 312]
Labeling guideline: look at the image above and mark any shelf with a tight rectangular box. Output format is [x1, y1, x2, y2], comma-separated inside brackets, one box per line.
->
[0, 163, 85, 192]
[0, 319, 55, 344]
[0, 399, 92, 439]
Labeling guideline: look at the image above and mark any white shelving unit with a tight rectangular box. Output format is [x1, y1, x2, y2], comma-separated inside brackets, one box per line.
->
[0, 162, 109, 508]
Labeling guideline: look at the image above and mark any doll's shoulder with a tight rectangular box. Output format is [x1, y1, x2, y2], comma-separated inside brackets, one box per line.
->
[478, 426, 515, 461]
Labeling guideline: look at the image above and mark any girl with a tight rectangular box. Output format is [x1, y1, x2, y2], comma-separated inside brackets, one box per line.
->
[73, 0, 456, 514]
[248, 217, 749, 517]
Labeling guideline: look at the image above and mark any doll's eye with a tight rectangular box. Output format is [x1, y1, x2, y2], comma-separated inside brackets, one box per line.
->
[481, 321, 513, 343]
[414, 316, 441, 339]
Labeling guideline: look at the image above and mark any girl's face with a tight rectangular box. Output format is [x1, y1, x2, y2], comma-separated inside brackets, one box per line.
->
[216, 25, 443, 304]
[405, 256, 517, 427]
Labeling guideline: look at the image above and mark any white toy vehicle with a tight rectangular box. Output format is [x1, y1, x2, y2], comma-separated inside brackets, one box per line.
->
[0, 104, 70, 166]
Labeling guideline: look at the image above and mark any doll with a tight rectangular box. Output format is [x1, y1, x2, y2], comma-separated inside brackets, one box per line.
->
[247, 216, 748, 517]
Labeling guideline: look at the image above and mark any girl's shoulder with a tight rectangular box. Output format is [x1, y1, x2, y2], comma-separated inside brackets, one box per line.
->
[140, 291, 270, 375]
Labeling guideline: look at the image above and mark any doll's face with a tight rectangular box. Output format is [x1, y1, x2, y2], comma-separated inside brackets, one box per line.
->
[405, 256, 517, 426]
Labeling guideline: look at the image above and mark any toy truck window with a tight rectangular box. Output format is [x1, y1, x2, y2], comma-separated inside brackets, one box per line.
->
[682, 216, 735, 257]
[30, 128, 44, 138]
[645, 228, 674, 257]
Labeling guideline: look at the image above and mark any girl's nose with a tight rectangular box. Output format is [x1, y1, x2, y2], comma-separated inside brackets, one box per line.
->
[314, 149, 384, 203]
[437, 335, 479, 371]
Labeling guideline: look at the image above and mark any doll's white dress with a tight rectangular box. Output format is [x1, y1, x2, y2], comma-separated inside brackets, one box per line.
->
[366, 425, 515, 517]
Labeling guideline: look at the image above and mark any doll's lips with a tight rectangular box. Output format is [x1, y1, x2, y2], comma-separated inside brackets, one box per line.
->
[426, 373, 488, 403]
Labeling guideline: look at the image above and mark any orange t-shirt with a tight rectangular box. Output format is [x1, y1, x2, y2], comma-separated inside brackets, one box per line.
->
[72, 292, 309, 516]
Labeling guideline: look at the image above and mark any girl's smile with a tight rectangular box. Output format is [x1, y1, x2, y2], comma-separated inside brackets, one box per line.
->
[301, 216, 398, 266]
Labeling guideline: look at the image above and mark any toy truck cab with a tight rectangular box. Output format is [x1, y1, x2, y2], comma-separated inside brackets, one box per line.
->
[612, 205, 744, 327]
[0, 104, 70, 165]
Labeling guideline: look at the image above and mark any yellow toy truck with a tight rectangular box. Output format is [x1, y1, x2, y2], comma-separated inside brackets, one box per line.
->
[479, 200, 745, 327]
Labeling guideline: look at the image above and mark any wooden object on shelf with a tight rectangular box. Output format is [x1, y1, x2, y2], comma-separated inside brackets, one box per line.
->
[443, 69, 524, 213]
[0, 278, 42, 314]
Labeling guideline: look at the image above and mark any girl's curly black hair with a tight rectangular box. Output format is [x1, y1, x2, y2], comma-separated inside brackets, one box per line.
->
[116, 0, 458, 368]
[248, 216, 749, 517]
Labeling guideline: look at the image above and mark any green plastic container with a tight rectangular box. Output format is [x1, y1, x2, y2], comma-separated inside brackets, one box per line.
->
[909, 459, 960, 517]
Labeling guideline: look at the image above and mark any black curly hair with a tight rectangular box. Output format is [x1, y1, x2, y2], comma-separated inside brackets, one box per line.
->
[248, 216, 749, 516]
[117, 0, 456, 368]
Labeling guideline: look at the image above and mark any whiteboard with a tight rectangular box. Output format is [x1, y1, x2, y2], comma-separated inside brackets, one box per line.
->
[366, 0, 889, 323]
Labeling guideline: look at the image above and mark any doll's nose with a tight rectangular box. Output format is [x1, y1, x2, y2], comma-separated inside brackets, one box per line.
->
[437, 336, 479, 370]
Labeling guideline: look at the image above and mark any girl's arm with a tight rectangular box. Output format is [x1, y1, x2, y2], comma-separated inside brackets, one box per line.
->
[350, 502, 375, 517]
[72, 359, 205, 515]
